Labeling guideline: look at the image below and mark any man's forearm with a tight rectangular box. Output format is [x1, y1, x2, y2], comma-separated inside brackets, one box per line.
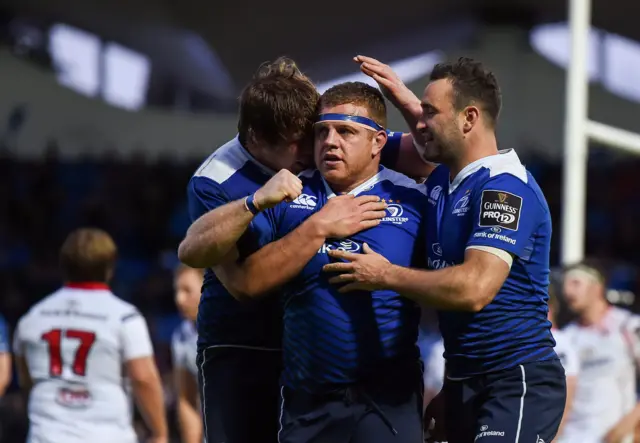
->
[397, 98, 425, 145]
[178, 198, 253, 268]
[132, 377, 168, 440]
[383, 265, 479, 311]
[177, 399, 203, 443]
[217, 217, 326, 299]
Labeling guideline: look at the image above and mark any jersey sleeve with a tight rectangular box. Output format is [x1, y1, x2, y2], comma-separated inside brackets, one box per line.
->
[170, 329, 185, 369]
[0, 315, 9, 354]
[380, 130, 404, 169]
[466, 174, 546, 260]
[120, 311, 154, 361]
[187, 176, 231, 223]
[621, 314, 640, 365]
[554, 331, 580, 377]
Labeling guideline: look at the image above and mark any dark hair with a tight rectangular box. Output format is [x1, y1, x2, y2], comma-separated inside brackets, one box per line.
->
[318, 82, 387, 128]
[60, 228, 117, 283]
[237, 56, 319, 147]
[430, 57, 502, 127]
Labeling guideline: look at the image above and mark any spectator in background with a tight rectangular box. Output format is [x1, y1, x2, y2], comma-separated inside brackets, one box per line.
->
[171, 264, 202, 443]
[0, 313, 11, 396]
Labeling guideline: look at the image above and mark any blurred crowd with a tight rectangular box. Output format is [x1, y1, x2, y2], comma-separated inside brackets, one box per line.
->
[0, 141, 638, 441]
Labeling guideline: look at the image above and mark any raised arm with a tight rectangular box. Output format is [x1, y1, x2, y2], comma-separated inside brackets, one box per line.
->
[215, 195, 387, 300]
[178, 169, 302, 268]
[355, 55, 435, 178]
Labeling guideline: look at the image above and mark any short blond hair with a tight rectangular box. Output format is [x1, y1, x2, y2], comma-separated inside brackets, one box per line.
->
[60, 228, 117, 282]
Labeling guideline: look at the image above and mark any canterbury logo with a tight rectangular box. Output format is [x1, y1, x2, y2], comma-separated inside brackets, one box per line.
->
[291, 194, 317, 209]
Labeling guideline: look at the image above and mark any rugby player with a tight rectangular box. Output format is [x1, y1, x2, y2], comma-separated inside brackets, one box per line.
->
[177, 57, 428, 443]
[548, 284, 579, 442]
[324, 57, 565, 443]
[171, 265, 202, 443]
[12, 228, 167, 443]
[215, 82, 428, 443]
[558, 261, 640, 443]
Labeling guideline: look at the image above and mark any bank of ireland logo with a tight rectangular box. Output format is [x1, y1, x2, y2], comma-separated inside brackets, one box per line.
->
[290, 193, 317, 210]
[318, 239, 361, 254]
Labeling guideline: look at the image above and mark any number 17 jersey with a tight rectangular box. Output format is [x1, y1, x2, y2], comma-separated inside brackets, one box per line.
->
[13, 283, 155, 443]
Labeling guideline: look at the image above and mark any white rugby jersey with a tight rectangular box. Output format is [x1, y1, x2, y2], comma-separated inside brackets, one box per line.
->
[171, 320, 198, 377]
[557, 306, 640, 443]
[13, 283, 154, 443]
[552, 328, 579, 378]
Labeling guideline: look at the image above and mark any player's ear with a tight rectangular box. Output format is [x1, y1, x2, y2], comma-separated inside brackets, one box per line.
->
[371, 130, 387, 157]
[462, 106, 480, 134]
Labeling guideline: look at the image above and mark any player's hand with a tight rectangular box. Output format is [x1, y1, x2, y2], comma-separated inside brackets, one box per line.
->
[604, 413, 638, 443]
[311, 194, 387, 238]
[354, 55, 420, 110]
[322, 243, 390, 292]
[254, 169, 303, 209]
[424, 390, 447, 443]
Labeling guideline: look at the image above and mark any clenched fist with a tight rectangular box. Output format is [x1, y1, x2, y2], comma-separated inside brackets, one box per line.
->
[254, 169, 303, 210]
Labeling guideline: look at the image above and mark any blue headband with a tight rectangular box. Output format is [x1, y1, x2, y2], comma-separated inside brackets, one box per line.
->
[315, 113, 384, 131]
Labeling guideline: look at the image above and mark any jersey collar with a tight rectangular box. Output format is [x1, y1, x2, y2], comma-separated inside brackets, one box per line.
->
[449, 149, 523, 194]
[322, 166, 386, 199]
[235, 136, 278, 177]
[64, 282, 110, 290]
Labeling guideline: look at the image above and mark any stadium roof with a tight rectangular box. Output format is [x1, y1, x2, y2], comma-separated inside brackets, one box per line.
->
[6, 0, 640, 96]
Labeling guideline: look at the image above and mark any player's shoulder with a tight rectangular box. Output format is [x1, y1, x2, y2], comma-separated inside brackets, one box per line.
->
[192, 136, 272, 186]
[172, 320, 196, 343]
[297, 168, 322, 186]
[378, 167, 427, 196]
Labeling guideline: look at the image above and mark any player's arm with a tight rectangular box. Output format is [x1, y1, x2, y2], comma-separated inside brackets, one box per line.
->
[178, 170, 303, 268]
[0, 316, 11, 395]
[121, 312, 168, 443]
[325, 175, 543, 311]
[355, 55, 435, 178]
[11, 318, 31, 393]
[216, 195, 386, 300]
[171, 337, 201, 443]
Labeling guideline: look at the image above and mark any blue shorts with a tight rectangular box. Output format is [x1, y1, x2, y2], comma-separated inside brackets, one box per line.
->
[443, 359, 566, 443]
[278, 363, 424, 443]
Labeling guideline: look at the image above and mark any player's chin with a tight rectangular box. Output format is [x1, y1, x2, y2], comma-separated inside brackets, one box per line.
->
[319, 163, 347, 180]
[422, 142, 442, 163]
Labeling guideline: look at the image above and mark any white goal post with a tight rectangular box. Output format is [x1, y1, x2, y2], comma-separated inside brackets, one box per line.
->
[561, 0, 640, 265]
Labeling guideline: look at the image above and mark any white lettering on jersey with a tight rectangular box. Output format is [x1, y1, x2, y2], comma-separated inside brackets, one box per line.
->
[13, 286, 154, 443]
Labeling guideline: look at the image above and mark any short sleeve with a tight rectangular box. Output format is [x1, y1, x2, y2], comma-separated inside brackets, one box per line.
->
[0, 316, 9, 354]
[621, 314, 640, 364]
[466, 174, 547, 260]
[187, 176, 231, 223]
[553, 330, 579, 377]
[171, 329, 185, 369]
[380, 130, 404, 169]
[120, 311, 154, 361]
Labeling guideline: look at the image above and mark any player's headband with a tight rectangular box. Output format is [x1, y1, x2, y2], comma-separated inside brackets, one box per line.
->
[565, 264, 605, 284]
[315, 113, 384, 132]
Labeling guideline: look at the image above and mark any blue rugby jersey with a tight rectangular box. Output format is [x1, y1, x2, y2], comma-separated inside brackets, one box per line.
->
[187, 133, 404, 350]
[0, 314, 8, 354]
[259, 167, 427, 393]
[424, 149, 556, 377]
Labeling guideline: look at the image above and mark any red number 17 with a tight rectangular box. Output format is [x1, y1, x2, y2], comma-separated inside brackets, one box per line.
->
[41, 329, 97, 377]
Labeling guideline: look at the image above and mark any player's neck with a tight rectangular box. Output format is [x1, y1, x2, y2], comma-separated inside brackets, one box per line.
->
[449, 133, 499, 180]
[329, 164, 380, 194]
[579, 299, 610, 326]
